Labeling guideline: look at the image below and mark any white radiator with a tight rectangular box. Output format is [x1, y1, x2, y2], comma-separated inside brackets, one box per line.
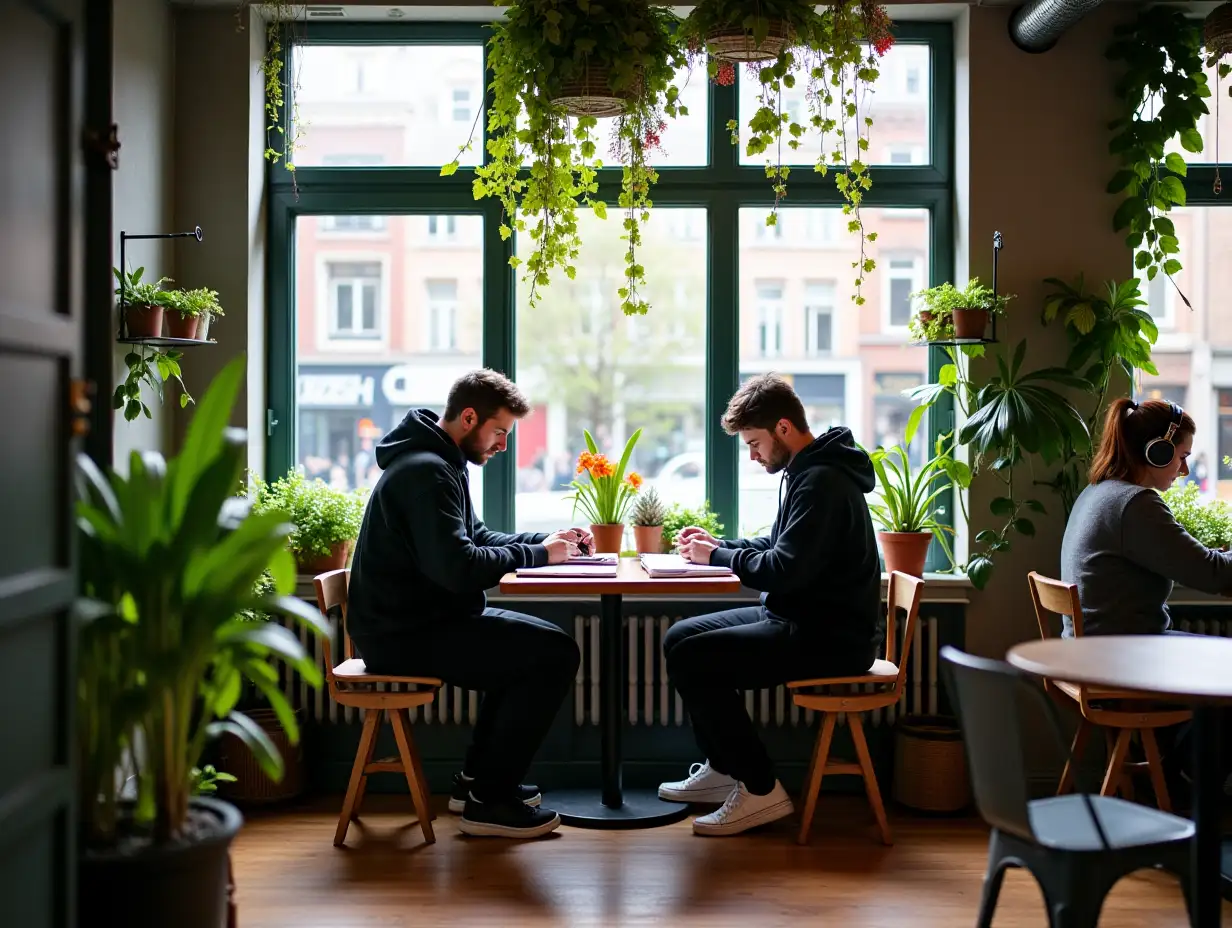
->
[288, 612, 948, 728]
[1173, 617, 1232, 637]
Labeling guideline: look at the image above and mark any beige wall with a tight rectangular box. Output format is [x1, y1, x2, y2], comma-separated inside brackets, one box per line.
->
[112, 0, 176, 468]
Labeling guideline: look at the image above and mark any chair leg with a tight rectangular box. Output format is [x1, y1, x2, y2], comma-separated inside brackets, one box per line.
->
[390, 707, 436, 844]
[1101, 728, 1133, 798]
[796, 712, 837, 846]
[848, 713, 892, 846]
[976, 831, 1011, 928]
[1039, 861, 1117, 928]
[1139, 728, 1172, 813]
[335, 708, 380, 847]
[1057, 719, 1091, 796]
[350, 709, 383, 822]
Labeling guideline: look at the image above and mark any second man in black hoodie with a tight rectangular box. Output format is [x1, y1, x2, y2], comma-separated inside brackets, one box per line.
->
[656, 374, 883, 836]
[347, 370, 588, 839]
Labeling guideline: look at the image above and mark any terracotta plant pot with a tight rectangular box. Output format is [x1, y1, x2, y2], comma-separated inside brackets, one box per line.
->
[707, 20, 791, 62]
[166, 312, 200, 340]
[633, 524, 663, 555]
[590, 523, 625, 554]
[125, 303, 164, 339]
[878, 531, 933, 578]
[952, 307, 989, 340]
[917, 310, 935, 325]
[218, 707, 304, 805]
[296, 540, 350, 576]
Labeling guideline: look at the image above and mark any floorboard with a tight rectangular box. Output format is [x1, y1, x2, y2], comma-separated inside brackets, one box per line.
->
[230, 795, 1222, 927]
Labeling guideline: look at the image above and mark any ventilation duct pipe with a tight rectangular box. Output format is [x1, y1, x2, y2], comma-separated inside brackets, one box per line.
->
[1008, 0, 1108, 54]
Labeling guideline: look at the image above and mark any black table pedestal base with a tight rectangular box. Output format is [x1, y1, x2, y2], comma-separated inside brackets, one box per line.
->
[548, 788, 692, 830]
[1222, 839, 1232, 901]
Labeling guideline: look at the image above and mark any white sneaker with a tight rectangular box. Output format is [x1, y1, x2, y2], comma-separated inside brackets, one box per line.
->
[658, 761, 739, 804]
[692, 781, 794, 836]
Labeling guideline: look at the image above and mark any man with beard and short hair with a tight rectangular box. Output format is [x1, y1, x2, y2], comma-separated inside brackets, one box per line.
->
[656, 373, 882, 836]
[347, 369, 587, 839]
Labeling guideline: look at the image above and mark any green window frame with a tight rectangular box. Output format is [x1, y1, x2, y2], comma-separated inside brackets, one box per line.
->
[266, 20, 956, 569]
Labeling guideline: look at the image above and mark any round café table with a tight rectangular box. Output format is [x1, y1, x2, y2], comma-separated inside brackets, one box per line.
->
[1008, 635, 1232, 927]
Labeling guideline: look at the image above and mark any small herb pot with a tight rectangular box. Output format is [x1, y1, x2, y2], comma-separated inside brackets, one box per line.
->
[125, 304, 164, 339]
[166, 311, 200, 340]
[952, 307, 989, 340]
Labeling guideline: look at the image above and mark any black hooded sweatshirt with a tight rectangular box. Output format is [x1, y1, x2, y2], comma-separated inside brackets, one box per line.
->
[346, 408, 549, 639]
[709, 426, 883, 660]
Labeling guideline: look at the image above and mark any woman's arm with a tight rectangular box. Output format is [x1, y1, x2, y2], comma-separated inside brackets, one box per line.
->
[1123, 490, 1232, 594]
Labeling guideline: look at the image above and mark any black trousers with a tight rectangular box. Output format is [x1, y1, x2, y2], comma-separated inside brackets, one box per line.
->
[353, 608, 580, 799]
[664, 606, 873, 792]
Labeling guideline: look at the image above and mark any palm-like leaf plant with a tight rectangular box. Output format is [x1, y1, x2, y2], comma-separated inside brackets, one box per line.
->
[76, 354, 329, 846]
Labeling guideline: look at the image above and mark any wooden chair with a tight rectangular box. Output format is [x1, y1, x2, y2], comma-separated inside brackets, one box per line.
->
[1027, 571, 1191, 812]
[313, 568, 442, 847]
[788, 571, 924, 846]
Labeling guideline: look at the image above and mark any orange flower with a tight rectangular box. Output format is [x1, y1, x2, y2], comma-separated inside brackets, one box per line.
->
[590, 455, 614, 478]
[576, 451, 595, 475]
[626, 472, 643, 489]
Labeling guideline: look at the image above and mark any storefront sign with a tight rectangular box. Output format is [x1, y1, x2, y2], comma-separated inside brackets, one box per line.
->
[297, 373, 376, 407]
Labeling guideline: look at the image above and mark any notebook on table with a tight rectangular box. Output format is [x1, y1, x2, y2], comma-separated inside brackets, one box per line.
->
[515, 562, 619, 578]
[639, 553, 733, 578]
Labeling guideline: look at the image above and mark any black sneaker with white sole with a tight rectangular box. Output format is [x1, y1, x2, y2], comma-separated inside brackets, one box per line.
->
[458, 795, 561, 838]
[448, 773, 542, 813]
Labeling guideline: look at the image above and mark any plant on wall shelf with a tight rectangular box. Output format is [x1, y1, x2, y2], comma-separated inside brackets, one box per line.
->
[445, 0, 687, 316]
[907, 279, 1011, 343]
[1034, 276, 1159, 516]
[115, 347, 194, 422]
[1106, 6, 1207, 301]
[677, 0, 894, 304]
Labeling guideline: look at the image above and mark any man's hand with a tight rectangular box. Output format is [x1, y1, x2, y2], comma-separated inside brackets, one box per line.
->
[544, 529, 581, 565]
[677, 525, 718, 547]
[678, 535, 717, 565]
[572, 526, 595, 552]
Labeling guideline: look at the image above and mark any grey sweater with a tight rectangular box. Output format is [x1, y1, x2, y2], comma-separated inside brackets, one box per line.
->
[1059, 480, 1232, 636]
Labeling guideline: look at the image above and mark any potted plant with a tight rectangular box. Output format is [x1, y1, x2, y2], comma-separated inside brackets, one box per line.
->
[631, 484, 667, 554]
[75, 355, 328, 928]
[951, 278, 1011, 340]
[660, 499, 725, 552]
[1162, 482, 1232, 550]
[249, 469, 368, 574]
[113, 346, 194, 422]
[165, 287, 224, 341]
[866, 438, 964, 578]
[677, 0, 894, 304]
[191, 288, 224, 341]
[445, 1, 687, 316]
[113, 265, 172, 338]
[568, 428, 643, 553]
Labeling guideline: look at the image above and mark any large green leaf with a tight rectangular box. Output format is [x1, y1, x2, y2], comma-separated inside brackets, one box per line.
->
[168, 354, 247, 531]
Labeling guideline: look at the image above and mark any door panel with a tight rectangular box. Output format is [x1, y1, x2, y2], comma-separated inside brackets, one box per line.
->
[0, 1, 85, 926]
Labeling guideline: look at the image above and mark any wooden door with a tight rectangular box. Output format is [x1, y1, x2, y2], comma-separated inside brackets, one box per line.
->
[0, 1, 87, 925]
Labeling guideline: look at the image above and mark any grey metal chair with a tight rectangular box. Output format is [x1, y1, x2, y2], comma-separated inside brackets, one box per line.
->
[939, 645, 1194, 928]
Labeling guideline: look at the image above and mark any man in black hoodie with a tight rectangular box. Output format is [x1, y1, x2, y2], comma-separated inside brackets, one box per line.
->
[347, 369, 586, 839]
[656, 374, 882, 836]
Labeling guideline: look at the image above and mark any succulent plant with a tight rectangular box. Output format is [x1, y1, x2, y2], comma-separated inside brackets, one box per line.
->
[632, 485, 667, 527]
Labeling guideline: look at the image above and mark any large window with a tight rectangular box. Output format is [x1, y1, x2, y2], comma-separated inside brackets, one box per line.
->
[269, 22, 954, 562]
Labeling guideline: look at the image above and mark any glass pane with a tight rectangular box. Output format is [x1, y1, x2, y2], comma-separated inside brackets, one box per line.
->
[738, 43, 930, 166]
[1132, 206, 1231, 499]
[590, 65, 710, 167]
[294, 214, 485, 515]
[514, 208, 708, 539]
[737, 206, 931, 537]
[293, 45, 484, 168]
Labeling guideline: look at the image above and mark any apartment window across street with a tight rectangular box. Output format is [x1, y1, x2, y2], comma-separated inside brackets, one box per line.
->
[269, 22, 953, 567]
[328, 262, 381, 338]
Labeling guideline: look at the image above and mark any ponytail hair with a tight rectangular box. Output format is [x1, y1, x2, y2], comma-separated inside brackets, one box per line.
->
[1088, 397, 1196, 484]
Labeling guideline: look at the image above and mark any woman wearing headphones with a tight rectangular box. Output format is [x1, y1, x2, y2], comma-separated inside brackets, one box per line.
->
[1060, 397, 1232, 637]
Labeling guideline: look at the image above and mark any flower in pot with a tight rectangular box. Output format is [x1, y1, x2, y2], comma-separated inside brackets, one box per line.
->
[75, 355, 328, 928]
[951, 278, 1012, 341]
[866, 438, 964, 578]
[677, 0, 895, 304]
[631, 484, 668, 554]
[113, 265, 171, 338]
[445, 1, 687, 316]
[249, 469, 368, 574]
[567, 427, 643, 553]
[113, 346, 194, 422]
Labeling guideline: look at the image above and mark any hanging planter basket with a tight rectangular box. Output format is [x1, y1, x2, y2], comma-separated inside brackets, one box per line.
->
[551, 65, 631, 118]
[706, 20, 792, 62]
[1205, 2, 1232, 58]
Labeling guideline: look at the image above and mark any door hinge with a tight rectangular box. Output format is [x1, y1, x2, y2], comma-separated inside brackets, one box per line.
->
[71, 379, 95, 437]
[266, 408, 280, 437]
[83, 123, 121, 170]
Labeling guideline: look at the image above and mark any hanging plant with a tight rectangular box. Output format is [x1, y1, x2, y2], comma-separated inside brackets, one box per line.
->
[445, 0, 687, 316]
[1205, 3, 1232, 196]
[237, 2, 307, 186]
[678, 0, 894, 305]
[1105, 7, 1207, 302]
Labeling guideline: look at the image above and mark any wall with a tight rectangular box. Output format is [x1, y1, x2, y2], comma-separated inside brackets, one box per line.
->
[112, 0, 176, 468]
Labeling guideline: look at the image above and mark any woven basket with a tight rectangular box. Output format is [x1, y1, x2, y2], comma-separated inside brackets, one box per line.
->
[218, 707, 304, 805]
[707, 20, 791, 62]
[892, 714, 971, 813]
[1205, 2, 1232, 59]
[552, 65, 630, 118]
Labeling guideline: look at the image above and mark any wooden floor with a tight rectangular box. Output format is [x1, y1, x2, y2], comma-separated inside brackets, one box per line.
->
[231, 794, 1221, 927]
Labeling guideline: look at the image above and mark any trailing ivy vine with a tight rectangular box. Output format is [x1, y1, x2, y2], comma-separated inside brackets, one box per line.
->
[238, 2, 306, 189]
[1106, 7, 1207, 301]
